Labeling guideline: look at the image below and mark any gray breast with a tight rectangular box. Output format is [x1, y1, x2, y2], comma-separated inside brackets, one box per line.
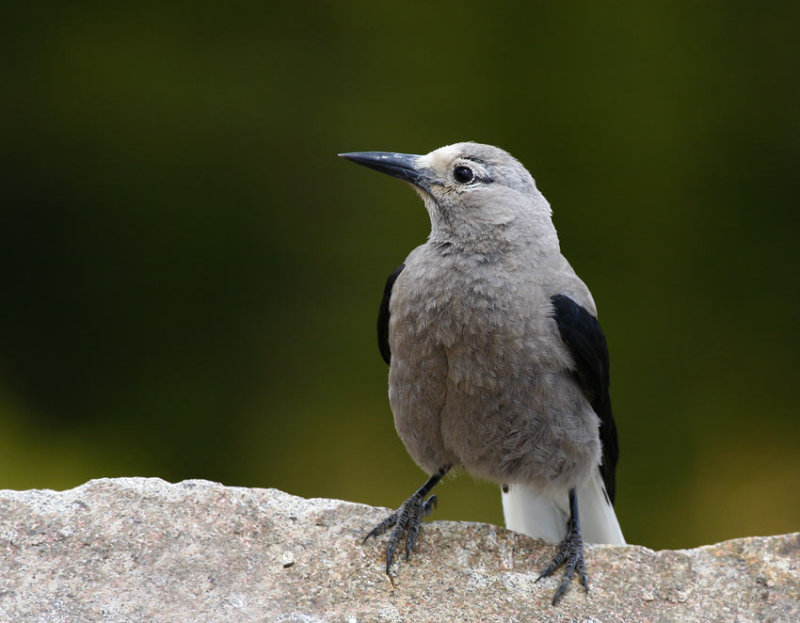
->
[387, 247, 601, 490]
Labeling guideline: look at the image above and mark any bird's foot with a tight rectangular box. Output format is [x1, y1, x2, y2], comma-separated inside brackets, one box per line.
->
[364, 492, 438, 574]
[536, 522, 589, 605]
[363, 466, 450, 576]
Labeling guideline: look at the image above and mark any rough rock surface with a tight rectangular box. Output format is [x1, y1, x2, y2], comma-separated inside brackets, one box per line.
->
[0, 478, 796, 622]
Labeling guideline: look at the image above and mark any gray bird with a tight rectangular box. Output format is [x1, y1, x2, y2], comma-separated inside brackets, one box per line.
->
[340, 142, 625, 605]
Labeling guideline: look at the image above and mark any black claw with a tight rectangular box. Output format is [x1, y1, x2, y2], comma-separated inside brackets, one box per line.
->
[421, 494, 437, 517]
[537, 488, 590, 606]
[363, 466, 450, 577]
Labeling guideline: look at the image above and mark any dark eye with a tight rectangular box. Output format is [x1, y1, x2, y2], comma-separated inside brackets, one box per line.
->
[453, 165, 474, 184]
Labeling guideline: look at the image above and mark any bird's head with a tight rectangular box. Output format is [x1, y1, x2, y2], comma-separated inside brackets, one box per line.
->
[340, 142, 556, 251]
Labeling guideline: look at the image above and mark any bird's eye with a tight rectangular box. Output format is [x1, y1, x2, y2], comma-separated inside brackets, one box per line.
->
[453, 165, 475, 184]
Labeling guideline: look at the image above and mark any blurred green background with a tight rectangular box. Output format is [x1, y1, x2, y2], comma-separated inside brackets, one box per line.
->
[1, 3, 798, 550]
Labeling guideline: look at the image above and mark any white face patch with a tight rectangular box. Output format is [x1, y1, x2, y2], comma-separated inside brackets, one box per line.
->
[418, 143, 493, 189]
[417, 144, 464, 177]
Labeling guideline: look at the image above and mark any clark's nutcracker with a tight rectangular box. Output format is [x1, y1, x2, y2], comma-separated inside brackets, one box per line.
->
[340, 142, 625, 605]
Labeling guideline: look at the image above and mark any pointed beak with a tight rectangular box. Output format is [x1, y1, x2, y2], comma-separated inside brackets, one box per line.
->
[338, 151, 430, 189]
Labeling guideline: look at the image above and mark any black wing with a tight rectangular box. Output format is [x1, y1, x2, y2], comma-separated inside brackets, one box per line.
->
[551, 294, 619, 504]
[377, 264, 405, 365]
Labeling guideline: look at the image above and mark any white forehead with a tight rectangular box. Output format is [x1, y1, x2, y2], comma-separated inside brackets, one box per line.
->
[415, 142, 537, 194]
[416, 143, 469, 171]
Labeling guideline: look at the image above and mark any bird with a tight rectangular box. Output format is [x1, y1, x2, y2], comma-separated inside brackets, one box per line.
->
[339, 142, 625, 605]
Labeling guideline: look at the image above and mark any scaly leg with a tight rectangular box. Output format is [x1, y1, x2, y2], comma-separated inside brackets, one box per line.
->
[536, 488, 589, 605]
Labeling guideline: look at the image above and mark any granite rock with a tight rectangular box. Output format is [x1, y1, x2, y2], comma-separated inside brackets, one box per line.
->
[0, 478, 796, 622]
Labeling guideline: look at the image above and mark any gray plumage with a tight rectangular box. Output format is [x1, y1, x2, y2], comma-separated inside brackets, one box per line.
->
[340, 142, 624, 605]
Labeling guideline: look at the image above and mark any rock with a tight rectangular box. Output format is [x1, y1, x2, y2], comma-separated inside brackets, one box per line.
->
[0, 478, 796, 622]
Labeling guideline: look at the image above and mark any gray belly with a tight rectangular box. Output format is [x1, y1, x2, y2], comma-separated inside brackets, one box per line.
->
[388, 310, 600, 491]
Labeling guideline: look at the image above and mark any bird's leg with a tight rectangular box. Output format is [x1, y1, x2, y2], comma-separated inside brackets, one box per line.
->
[536, 488, 589, 605]
[363, 465, 450, 575]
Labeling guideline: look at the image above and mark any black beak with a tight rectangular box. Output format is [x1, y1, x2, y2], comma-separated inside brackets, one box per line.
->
[338, 151, 429, 188]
